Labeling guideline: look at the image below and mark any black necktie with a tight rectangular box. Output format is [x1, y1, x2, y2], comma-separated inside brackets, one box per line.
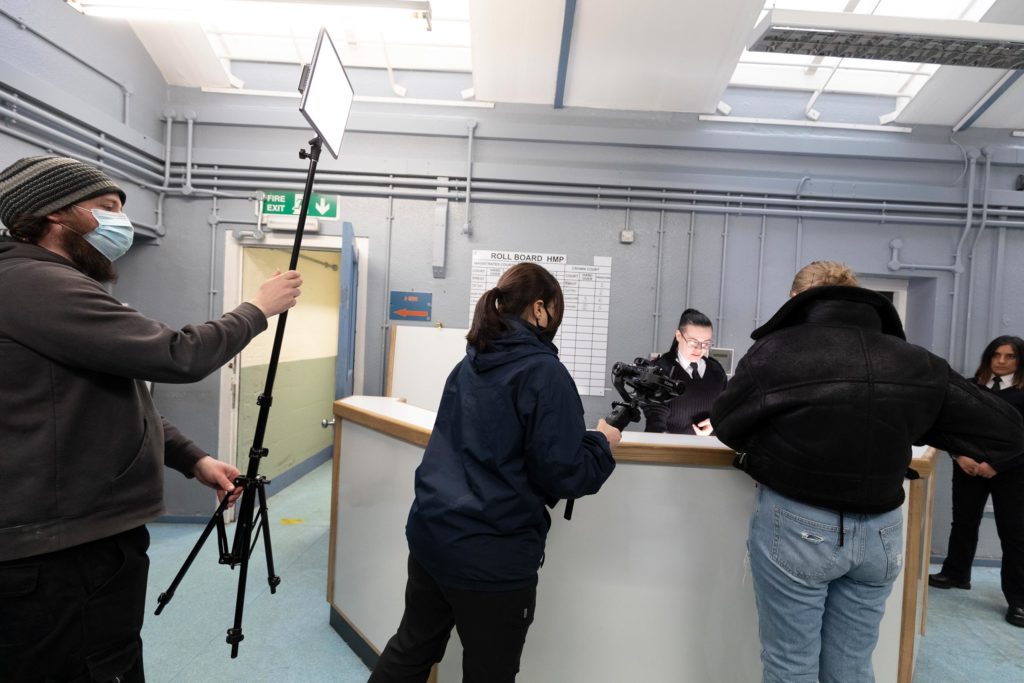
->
[993, 376, 1003, 390]
[690, 362, 699, 378]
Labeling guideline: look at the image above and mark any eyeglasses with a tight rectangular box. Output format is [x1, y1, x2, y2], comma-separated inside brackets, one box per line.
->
[681, 335, 713, 350]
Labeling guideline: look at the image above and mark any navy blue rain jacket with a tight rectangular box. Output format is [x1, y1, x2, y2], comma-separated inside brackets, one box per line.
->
[405, 318, 615, 591]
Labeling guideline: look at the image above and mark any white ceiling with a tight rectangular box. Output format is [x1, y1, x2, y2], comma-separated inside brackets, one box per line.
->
[89, 0, 1024, 130]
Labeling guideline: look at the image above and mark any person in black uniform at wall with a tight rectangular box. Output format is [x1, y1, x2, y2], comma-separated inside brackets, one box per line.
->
[643, 308, 727, 435]
[930, 335, 1024, 628]
[368, 262, 620, 683]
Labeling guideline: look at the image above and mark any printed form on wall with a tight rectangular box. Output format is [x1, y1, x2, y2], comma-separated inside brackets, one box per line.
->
[469, 250, 612, 397]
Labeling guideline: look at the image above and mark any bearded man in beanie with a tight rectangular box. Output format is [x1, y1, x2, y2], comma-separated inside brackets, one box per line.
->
[0, 156, 302, 682]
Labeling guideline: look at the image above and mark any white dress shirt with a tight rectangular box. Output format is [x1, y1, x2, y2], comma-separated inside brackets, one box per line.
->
[676, 351, 706, 378]
[988, 372, 1015, 390]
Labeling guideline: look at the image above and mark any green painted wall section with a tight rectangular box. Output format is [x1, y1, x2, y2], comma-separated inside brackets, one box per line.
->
[237, 356, 336, 481]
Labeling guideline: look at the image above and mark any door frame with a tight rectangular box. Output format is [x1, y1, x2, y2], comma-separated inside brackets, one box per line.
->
[218, 231, 366, 473]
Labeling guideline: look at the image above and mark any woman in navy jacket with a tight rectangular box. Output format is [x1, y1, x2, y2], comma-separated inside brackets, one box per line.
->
[369, 262, 620, 683]
[930, 335, 1024, 628]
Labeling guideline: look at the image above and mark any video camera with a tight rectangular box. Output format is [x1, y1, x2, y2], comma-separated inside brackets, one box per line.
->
[605, 357, 687, 430]
[562, 357, 685, 520]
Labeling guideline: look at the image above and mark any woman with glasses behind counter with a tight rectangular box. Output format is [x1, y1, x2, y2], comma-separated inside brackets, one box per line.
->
[643, 308, 727, 435]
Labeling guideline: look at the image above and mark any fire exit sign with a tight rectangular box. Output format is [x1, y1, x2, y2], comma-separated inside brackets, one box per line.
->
[261, 190, 340, 219]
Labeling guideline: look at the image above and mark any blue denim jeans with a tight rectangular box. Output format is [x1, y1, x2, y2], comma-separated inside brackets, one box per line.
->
[748, 485, 904, 683]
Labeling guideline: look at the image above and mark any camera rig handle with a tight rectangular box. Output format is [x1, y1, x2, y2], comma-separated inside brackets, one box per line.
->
[564, 357, 686, 520]
[605, 401, 642, 431]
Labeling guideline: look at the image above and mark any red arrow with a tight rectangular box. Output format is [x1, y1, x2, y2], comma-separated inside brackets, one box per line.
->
[393, 308, 429, 318]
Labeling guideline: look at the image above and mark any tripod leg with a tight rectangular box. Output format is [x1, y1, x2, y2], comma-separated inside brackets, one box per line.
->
[226, 480, 258, 657]
[155, 493, 232, 615]
[256, 482, 282, 593]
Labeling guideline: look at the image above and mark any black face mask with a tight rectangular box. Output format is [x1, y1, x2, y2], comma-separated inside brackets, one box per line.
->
[534, 305, 558, 341]
[533, 322, 557, 342]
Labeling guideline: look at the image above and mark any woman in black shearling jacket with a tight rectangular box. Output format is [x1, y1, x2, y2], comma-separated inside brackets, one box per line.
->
[710, 261, 1023, 683]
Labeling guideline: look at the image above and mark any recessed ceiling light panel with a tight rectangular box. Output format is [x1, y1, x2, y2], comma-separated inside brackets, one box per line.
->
[750, 10, 1024, 69]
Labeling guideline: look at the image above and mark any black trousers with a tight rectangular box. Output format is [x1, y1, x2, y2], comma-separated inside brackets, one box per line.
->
[940, 464, 1024, 606]
[0, 526, 150, 683]
[368, 555, 537, 683]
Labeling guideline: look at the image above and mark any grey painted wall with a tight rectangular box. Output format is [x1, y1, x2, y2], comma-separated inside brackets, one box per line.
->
[2, 4, 1023, 564]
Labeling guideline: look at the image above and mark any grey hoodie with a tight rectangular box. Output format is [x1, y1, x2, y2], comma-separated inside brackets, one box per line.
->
[0, 238, 267, 561]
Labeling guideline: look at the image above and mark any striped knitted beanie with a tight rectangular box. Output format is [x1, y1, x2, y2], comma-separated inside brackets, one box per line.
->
[0, 156, 126, 228]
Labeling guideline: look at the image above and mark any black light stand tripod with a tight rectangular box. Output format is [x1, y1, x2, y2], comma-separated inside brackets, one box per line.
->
[154, 136, 324, 658]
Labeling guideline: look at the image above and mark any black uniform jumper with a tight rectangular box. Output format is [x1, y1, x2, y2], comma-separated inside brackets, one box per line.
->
[643, 353, 727, 435]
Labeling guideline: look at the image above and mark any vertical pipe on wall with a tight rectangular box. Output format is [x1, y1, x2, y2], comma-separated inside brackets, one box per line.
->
[990, 226, 1007, 339]
[380, 192, 395, 393]
[717, 209, 729, 339]
[794, 177, 810, 271]
[183, 113, 196, 194]
[684, 210, 696, 305]
[754, 207, 767, 328]
[462, 120, 477, 236]
[947, 153, 978, 366]
[962, 148, 992, 370]
[162, 113, 174, 186]
[652, 203, 666, 353]
[155, 113, 173, 239]
[209, 193, 220, 320]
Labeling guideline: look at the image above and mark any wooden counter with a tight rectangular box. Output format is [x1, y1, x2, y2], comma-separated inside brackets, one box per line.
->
[327, 396, 937, 682]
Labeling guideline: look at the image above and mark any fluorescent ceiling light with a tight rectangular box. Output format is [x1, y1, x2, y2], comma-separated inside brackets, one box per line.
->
[749, 9, 1024, 68]
[67, 1, 432, 29]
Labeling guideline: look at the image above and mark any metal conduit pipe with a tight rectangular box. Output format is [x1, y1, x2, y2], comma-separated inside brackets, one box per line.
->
[188, 166, 465, 193]
[1, 109, 252, 202]
[684, 210, 696, 306]
[0, 105, 165, 183]
[0, 90, 162, 174]
[192, 167, 1024, 224]
[162, 114, 174, 185]
[189, 178, 448, 201]
[209, 195, 220, 319]
[948, 153, 979, 366]
[183, 176, 1024, 227]
[463, 120, 477, 236]
[717, 209, 729, 338]
[228, 219, 264, 241]
[795, 177, 810, 271]
[962, 148, 992, 370]
[187, 164, 1024, 223]
[10, 94, 1021, 227]
[468, 181, 977, 217]
[755, 208, 767, 328]
[183, 114, 196, 194]
[651, 200, 666, 353]
[152, 192, 167, 237]
[444, 191, 1024, 228]
[885, 149, 979, 380]
[990, 227, 1007, 339]
[380, 192, 395, 394]
[0, 9, 132, 124]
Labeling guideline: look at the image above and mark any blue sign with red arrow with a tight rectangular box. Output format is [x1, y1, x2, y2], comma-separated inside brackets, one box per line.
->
[389, 291, 432, 322]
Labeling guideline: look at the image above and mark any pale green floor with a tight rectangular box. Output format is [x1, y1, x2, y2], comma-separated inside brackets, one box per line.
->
[142, 462, 1022, 682]
[142, 461, 370, 682]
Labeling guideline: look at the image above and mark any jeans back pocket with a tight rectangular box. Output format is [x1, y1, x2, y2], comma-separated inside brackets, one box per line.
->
[771, 507, 841, 581]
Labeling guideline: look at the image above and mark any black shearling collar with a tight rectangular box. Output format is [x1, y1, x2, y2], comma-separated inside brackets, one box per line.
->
[752, 285, 906, 341]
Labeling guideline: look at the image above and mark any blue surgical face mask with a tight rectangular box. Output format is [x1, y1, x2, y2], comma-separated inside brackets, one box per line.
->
[74, 206, 134, 261]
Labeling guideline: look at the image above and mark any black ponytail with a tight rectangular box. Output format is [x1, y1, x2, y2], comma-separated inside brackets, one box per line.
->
[467, 262, 563, 351]
[667, 308, 713, 356]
